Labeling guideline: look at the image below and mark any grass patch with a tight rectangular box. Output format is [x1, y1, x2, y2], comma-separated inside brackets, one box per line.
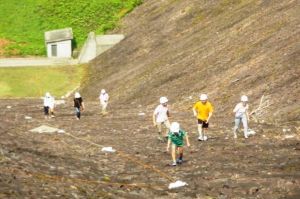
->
[0, 65, 87, 98]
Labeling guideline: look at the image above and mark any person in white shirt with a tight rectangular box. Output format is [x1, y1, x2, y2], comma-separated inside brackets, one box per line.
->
[44, 92, 55, 118]
[43, 92, 51, 119]
[99, 89, 109, 115]
[153, 96, 170, 142]
[233, 95, 250, 139]
[49, 95, 55, 118]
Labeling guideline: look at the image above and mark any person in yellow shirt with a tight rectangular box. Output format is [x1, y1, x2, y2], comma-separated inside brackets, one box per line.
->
[193, 94, 214, 141]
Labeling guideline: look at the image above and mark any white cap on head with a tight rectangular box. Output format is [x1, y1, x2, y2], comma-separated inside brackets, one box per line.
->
[199, 94, 208, 101]
[75, 92, 81, 98]
[159, 96, 168, 104]
[101, 89, 106, 94]
[170, 122, 180, 133]
[45, 92, 51, 97]
[241, 95, 248, 102]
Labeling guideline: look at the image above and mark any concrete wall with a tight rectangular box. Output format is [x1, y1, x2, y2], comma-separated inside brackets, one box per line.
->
[78, 33, 124, 64]
[47, 40, 72, 58]
[96, 35, 125, 56]
[78, 32, 97, 64]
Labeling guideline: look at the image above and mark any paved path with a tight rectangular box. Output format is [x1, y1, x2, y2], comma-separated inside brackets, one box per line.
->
[0, 57, 78, 67]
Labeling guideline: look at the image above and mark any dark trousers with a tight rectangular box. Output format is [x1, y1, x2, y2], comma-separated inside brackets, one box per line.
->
[75, 107, 81, 119]
[44, 106, 49, 115]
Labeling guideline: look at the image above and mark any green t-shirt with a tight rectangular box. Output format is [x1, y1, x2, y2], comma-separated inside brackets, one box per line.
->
[168, 130, 186, 146]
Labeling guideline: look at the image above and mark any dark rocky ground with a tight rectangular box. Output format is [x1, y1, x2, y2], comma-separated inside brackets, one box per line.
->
[0, 99, 299, 198]
[84, 0, 300, 124]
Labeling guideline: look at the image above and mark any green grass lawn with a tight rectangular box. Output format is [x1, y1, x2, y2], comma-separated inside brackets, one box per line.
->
[0, 65, 86, 98]
[0, 0, 142, 56]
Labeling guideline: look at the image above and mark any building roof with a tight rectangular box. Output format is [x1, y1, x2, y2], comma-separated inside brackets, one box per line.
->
[45, 28, 73, 43]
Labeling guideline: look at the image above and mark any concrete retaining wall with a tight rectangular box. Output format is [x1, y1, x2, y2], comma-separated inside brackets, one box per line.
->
[78, 33, 124, 64]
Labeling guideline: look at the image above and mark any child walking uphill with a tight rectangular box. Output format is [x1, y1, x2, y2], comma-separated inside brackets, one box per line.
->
[233, 95, 250, 139]
[193, 94, 214, 141]
[153, 97, 171, 142]
[74, 92, 85, 120]
[166, 122, 190, 166]
[43, 92, 55, 119]
[99, 89, 109, 115]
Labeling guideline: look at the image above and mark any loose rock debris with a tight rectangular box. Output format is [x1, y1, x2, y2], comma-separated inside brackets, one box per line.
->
[29, 125, 64, 134]
[0, 100, 299, 198]
[101, 147, 116, 153]
[168, 180, 188, 189]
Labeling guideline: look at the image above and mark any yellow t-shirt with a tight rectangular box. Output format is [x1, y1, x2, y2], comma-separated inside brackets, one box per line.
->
[193, 101, 214, 121]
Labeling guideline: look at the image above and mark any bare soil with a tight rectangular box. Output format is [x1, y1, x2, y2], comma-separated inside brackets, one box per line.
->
[0, 99, 299, 198]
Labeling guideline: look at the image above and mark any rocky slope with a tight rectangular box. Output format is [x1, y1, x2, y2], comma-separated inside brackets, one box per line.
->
[83, 0, 299, 124]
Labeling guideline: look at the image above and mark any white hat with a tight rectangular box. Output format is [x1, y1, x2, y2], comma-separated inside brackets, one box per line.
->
[159, 96, 168, 104]
[75, 92, 81, 98]
[101, 89, 106, 94]
[199, 94, 208, 101]
[170, 122, 180, 133]
[241, 95, 248, 102]
[45, 92, 51, 97]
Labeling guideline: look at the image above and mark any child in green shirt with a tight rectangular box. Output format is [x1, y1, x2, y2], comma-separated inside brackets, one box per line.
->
[166, 122, 190, 166]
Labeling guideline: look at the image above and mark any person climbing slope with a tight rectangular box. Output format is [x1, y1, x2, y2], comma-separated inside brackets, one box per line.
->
[166, 122, 190, 166]
[233, 95, 250, 139]
[99, 89, 109, 115]
[193, 94, 214, 141]
[43, 92, 51, 119]
[153, 97, 170, 142]
[74, 92, 85, 120]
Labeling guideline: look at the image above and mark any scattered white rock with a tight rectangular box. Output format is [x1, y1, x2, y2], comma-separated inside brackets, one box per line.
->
[138, 112, 145, 116]
[57, 129, 65, 134]
[283, 128, 287, 133]
[30, 125, 61, 134]
[25, 116, 32, 120]
[188, 96, 193, 100]
[101, 147, 116, 153]
[284, 135, 294, 139]
[168, 180, 188, 189]
[6, 106, 12, 109]
[247, 129, 256, 135]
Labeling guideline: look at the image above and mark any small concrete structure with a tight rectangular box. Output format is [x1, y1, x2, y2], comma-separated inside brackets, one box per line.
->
[78, 32, 124, 63]
[45, 28, 73, 58]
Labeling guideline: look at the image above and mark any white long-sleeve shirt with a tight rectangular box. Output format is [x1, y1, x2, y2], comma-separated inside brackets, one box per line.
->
[99, 93, 109, 104]
[233, 102, 248, 118]
[154, 104, 169, 123]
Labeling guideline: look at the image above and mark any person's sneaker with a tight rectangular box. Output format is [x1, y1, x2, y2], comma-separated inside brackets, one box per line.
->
[198, 136, 203, 141]
[171, 162, 177, 166]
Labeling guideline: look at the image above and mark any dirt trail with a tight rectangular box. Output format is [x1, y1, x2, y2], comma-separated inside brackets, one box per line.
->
[0, 99, 299, 198]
